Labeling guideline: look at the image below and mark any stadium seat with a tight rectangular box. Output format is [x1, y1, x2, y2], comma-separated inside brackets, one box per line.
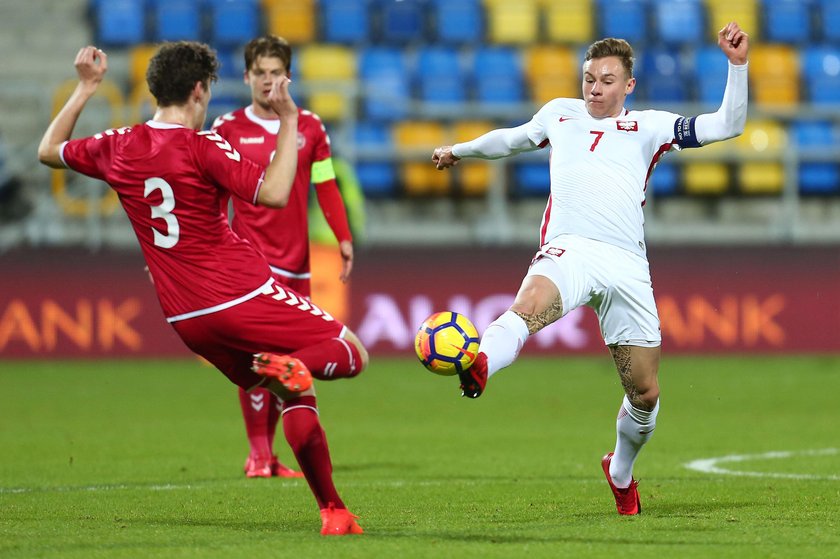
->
[801, 47, 840, 104]
[129, 44, 159, 89]
[354, 121, 398, 197]
[264, 0, 316, 44]
[652, 0, 704, 46]
[207, 0, 260, 48]
[150, 0, 201, 41]
[473, 47, 526, 104]
[452, 121, 495, 195]
[733, 120, 787, 194]
[682, 163, 730, 195]
[692, 46, 731, 104]
[818, 0, 840, 43]
[215, 47, 245, 79]
[542, 0, 594, 44]
[514, 162, 551, 196]
[525, 45, 579, 105]
[484, 0, 540, 45]
[705, 0, 759, 42]
[648, 161, 679, 196]
[430, 0, 483, 44]
[417, 47, 469, 105]
[93, 0, 147, 46]
[637, 48, 690, 102]
[320, 0, 370, 43]
[763, 0, 812, 43]
[393, 121, 451, 195]
[359, 47, 411, 120]
[596, 0, 648, 44]
[376, 0, 427, 44]
[792, 120, 840, 194]
[298, 45, 357, 121]
[747, 45, 800, 106]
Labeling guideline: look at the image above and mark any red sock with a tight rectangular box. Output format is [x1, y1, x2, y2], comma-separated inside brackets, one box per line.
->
[267, 393, 281, 455]
[291, 338, 362, 381]
[282, 395, 344, 510]
[238, 386, 273, 459]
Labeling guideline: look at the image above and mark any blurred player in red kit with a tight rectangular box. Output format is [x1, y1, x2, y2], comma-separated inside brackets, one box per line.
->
[38, 41, 366, 536]
[211, 35, 357, 480]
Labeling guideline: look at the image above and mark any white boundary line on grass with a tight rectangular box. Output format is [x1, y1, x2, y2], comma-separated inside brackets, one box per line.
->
[684, 448, 840, 481]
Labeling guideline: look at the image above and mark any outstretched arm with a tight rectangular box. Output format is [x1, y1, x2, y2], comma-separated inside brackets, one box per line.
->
[432, 123, 538, 170]
[694, 22, 750, 145]
[38, 46, 108, 168]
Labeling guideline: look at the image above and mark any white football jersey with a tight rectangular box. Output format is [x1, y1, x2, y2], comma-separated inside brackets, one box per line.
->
[526, 98, 682, 257]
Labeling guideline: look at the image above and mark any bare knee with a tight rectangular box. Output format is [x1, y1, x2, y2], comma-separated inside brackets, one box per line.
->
[343, 329, 369, 372]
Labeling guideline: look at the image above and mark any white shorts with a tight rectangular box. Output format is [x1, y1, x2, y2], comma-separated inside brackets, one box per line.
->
[526, 234, 661, 347]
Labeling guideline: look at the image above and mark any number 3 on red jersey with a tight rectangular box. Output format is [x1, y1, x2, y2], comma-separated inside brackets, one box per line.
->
[144, 177, 180, 248]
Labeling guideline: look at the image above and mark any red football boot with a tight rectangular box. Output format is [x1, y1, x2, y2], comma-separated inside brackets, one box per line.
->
[601, 452, 641, 515]
[458, 352, 488, 399]
[320, 503, 364, 536]
[252, 353, 313, 393]
[270, 455, 304, 478]
[243, 454, 273, 478]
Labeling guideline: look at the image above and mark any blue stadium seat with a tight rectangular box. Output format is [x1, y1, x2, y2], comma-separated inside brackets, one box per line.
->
[376, 0, 427, 44]
[818, 0, 840, 43]
[207, 0, 260, 48]
[692, 47, 730, 104]
[801, 47, 840, 104]
[792, 121, 840, 194]
[652, 0, 704, 46]
[597, 0, 648, 44]
[430, 0, 482, 44]
[359, 47, 411, 120]
[321, 0, 371, 43]
[215, 47, 245, 79]
[354, 121, 398, 197]
[473, 47, 525, 104]
[151, 0, 201, 41]
[416, 47, 468, 104]
[648, 162, 679, 196]
[514, 163, 550, 196]
[93, 0, 147, 46]
[637, 48, 690, 102]
[764, 0, 812, 43]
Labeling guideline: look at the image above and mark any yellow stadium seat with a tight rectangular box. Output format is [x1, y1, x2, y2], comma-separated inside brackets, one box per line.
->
[393, 121, 450, 196]
[733, 119, 787, 194]
[525, 45, 579, 104]
[541, 0, 593, 44]
[484, 0, 540, 44]
[264, 0, 316, 44]
[705, 0, 759, 41]
[749, 45, 800, 106]
[453, 121, 495, 196]
[683, 163, 730, 195]
[129, 44, 159, 89]
[297, 45, 356, 121]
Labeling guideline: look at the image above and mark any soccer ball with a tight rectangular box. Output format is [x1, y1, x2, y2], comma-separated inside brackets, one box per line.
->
[414, 311, 480, 376]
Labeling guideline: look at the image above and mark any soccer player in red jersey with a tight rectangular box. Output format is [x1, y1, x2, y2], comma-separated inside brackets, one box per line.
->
[211, 36, 357, 480]
[38, 42, 365, 536]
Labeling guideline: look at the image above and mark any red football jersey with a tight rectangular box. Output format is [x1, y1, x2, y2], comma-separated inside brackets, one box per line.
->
[212, 106, 332, 276]
[60, 121, 272, 320]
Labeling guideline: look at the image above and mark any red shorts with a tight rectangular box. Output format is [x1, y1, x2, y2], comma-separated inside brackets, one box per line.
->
[171, 280, 344, 390]
[273, 273, 311, 299]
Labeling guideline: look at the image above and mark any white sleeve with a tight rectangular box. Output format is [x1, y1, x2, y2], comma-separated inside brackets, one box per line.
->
[694, 62, 749, 145]
[451, 123, 540, 160]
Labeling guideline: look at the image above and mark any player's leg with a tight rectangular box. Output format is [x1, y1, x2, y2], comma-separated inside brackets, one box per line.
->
[288, 328, 368, 380]
[237, 385, 278, 477]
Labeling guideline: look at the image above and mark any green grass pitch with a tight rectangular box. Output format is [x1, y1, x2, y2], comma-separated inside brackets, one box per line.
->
[1, 355, 839, 558]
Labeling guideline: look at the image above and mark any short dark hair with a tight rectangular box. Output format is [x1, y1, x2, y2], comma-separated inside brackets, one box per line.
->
[244, 35, 292, 73]
[146, 41, 219, 107]
[584, 38, 635, 79]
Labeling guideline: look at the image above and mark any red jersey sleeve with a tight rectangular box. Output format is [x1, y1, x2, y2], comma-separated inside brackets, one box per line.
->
[61, 128, 127, 179]
[195, 130, 265, 205]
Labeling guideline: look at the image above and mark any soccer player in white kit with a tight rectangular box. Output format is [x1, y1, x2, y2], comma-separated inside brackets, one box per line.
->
[432, 22, 749, 515]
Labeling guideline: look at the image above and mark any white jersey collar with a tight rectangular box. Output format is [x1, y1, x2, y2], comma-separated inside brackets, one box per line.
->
[245, 105, 281, 135]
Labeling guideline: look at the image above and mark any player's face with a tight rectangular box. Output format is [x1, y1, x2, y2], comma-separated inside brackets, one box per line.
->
[245, 56, 289, 111]
[582, 56, 636, 119]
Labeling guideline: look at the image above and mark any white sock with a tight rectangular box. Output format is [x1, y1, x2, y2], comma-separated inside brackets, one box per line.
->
[609, 395, 660, 488]
[478, 311, 530, 378]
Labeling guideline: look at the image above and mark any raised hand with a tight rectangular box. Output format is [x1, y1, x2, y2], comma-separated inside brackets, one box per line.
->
[718, 22, 749, 65]
[267, 76, 298, 119]
[74, 46, 108, 89]
[432, 146, 461, 170]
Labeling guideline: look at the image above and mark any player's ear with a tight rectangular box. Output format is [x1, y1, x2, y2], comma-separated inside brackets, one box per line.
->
[243, 69, 249, 85]
[625, 77, 636, 95]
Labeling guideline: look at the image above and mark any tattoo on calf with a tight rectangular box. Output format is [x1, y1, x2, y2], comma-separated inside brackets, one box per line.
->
[513, 295, 564, 335]
[609, 345, 653, 411]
